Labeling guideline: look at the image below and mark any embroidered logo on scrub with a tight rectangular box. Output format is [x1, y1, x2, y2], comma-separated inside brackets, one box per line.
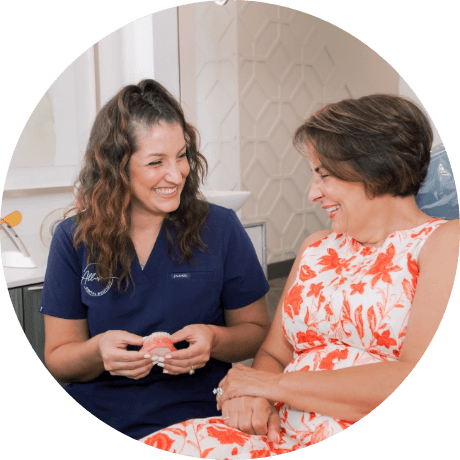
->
[81, 264, 117, 296]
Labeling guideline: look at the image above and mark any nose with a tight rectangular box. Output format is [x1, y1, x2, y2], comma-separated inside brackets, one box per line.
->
[308, 176, 323, 203]
[165, 161, 182, 184]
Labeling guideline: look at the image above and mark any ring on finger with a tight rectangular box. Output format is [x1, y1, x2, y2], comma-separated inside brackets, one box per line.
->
[213, 387, 224, 397]
[189, 365, 195, 375]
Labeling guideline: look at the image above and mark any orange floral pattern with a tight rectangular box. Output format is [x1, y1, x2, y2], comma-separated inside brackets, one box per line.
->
[143, 432, 175, 451]
[283, 283, 304, 319]
[141, 219, 445, 458]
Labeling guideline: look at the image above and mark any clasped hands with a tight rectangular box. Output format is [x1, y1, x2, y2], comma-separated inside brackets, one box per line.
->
[98, 332, 281, 440]
[98, 324, 215, 379]
[216, 364, 281, 442]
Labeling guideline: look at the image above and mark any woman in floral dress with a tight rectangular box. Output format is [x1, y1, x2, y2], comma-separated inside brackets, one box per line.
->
[140, 94, 459, 457]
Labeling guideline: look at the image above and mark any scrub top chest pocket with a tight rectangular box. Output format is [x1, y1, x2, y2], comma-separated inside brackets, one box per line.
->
[166, 270, 221, 326]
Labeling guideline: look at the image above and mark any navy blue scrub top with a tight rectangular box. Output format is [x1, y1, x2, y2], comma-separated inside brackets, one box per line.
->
[39, 204, 270, 439]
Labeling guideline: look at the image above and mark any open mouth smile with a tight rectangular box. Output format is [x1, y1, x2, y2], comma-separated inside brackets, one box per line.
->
[325, 205, 340, 217]
[154, 186, 178, 196]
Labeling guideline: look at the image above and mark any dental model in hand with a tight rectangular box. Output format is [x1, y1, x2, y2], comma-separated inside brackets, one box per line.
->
[141, 332, 177, 357]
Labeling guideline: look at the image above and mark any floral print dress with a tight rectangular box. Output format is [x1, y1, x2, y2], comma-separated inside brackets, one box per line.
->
[141, 219, 446, 458]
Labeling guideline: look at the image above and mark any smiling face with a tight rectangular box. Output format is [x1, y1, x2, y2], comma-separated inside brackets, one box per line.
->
[128, 121, 190, 220]
[308, 154, 375, 238]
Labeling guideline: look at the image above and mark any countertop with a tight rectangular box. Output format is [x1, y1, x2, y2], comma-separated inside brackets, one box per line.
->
[2, 240, 49, 289]
[1, 190, 75, 290]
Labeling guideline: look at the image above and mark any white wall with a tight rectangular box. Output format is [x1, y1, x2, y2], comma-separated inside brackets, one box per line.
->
[238, 2, 400, 264]
[180, 1, 241, 192]
[6, 3, 418, 269]
[399, 77, 442, 147]
[6, 9, 179, 192]
[98, 10, 180, 108]
[2, 9, 180, 263]
[180, 1, 399, 265]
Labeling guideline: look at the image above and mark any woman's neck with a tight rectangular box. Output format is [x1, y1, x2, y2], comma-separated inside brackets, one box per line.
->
[130, 208, 165, 234]
[352, 195, 430, 247]
[129, 210, 165, 265]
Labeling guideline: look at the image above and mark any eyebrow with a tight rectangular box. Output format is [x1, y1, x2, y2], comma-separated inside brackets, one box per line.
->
[145, 144, 187, 157]
[311, 164, 325, 173]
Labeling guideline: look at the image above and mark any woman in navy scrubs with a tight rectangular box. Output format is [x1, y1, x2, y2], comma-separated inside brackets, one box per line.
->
[39, 79, 271, 440]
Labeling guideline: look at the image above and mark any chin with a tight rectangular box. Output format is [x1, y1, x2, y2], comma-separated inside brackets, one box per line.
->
[160, 201, 181, 214]
[331, 222, 344, 234]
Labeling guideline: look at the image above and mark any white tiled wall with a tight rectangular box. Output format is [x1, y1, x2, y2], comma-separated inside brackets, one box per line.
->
[181, 1, 241, 192]
[181, 1, 399, 265]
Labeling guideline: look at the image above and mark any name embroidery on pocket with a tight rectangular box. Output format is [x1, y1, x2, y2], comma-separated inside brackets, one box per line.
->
[170, 273, 191, 280]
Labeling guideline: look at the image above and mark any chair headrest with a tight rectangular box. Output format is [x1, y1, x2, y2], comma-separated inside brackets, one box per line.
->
[416, 144, 459, 220]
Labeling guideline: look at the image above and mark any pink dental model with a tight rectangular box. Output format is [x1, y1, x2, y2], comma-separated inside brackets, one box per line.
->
[141, 332, 177, 357]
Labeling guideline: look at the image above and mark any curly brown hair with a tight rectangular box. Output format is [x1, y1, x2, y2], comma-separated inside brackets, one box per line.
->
[293, 94, 433, 198]
[72, 79, 209, 291]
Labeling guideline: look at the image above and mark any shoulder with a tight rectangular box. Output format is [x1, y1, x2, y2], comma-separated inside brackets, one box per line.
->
[423, 219, 458, 246]
[50, 215, 81, 250]
[59, 215, 79, 233]
[298, 229, 333, 254]
[53, 216, 77, 239]
[205, 203, 240, 229]
[419, 219, 459, 266]
[46, 216, 85, 273]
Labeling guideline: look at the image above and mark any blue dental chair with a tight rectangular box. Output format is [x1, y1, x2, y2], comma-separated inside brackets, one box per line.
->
[416, 144, 459, 220]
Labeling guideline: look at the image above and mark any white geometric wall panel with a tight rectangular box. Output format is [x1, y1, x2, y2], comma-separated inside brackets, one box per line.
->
[183, 1, 398, 266]
[237, 2, 350, 264]
[193, 1, 240, 192]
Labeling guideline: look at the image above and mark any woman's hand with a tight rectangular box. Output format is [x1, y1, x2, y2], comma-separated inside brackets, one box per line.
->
[217, 364, 281, 406]
[98, 330, 153, 380]
[221, 396, 281, 442]
[159, 324, 215, 375]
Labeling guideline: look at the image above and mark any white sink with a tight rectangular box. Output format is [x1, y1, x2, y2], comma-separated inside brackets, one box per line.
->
[202, 190, 251, 212]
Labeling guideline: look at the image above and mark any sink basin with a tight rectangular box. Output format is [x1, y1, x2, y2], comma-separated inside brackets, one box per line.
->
[202, 190, 251, 212]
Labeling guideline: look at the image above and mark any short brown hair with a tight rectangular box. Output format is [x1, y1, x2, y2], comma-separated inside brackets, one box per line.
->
[293, 94, 433, 198]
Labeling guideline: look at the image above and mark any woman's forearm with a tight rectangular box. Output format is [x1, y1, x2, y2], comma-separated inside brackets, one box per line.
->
[45, 335, 105, 383]
[208, 298, 271, 363]
[208, 322, 270, 363]
[252, 348, 285, 374]
[261, 360, 413, 421]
